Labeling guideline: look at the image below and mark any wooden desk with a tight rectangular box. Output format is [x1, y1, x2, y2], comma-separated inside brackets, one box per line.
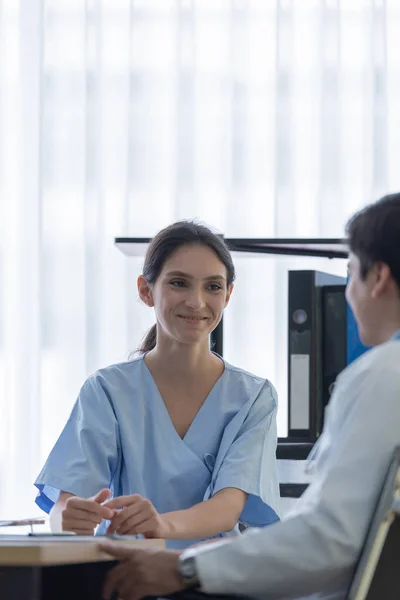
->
[0, 535, 164, 600]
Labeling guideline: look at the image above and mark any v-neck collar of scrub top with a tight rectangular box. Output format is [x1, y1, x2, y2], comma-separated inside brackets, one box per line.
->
[140, 354, 227, 445]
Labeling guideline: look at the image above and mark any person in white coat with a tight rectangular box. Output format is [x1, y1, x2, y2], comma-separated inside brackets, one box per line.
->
[99, 193, 400, 600]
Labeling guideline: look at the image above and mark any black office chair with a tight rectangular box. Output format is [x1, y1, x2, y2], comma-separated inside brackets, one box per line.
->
[347, 446, 400, 600]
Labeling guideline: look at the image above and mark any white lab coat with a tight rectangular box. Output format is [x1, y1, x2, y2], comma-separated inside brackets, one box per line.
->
[190, 335, 400, 599]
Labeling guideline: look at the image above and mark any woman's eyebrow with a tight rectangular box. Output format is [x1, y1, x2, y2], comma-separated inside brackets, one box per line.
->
[165, 270, 226, 281]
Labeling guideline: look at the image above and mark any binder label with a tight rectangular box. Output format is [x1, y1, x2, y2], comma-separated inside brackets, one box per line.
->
[290, 354, 310, 429]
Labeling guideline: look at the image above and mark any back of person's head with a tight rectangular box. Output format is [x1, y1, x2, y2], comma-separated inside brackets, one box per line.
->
[138, 220, 235, 354]
[345, 192, 400, 290]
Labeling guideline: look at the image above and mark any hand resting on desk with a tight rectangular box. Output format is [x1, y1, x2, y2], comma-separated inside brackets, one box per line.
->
[100, 540, 183, 600]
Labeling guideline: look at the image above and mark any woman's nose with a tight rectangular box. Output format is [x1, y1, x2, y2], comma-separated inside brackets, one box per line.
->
[184, 288, 205, 310]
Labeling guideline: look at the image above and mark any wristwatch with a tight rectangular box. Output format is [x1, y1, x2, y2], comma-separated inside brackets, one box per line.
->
[178, 552, 200, 589]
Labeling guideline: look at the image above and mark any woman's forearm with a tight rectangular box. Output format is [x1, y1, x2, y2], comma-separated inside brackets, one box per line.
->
[162, 488, 247, 540]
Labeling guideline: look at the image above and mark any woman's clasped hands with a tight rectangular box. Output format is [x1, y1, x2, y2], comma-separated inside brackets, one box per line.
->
[104, 493, 171, 538]
[60, 488, 170, 538]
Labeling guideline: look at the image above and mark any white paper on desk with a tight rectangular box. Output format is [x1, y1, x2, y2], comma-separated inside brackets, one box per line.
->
[0, 534, 140, 543]
[277, 459, 314, 484]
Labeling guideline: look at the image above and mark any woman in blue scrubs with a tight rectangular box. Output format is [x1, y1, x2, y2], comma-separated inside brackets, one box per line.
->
[34, 220, 280, 549]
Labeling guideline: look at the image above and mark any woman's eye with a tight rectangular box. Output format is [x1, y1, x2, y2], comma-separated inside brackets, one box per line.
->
[170, 280, 186, 288]
[208, 284, 222, 291]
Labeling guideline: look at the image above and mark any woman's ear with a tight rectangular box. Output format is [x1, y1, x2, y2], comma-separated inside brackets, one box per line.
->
[137, 275, 154, 307]
[224, 283, 234, 308]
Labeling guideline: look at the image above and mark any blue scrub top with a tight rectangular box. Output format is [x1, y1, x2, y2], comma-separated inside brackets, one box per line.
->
[34, 355, 280, 549]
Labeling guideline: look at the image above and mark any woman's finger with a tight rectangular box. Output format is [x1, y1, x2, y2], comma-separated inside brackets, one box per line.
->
[117, 513, 154, 536]
[63, 508, 103, 525]
[103, 494, 143, 510]
[68, 497, 115, 521]
[108, 502, 149, 533]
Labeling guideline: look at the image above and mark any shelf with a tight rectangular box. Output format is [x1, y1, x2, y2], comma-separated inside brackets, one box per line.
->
[115, 237, 348, 259]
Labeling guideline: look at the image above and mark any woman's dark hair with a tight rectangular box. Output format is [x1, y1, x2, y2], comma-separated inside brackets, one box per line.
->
[345, 192, 400, 288]
[138, 220, 235, 354]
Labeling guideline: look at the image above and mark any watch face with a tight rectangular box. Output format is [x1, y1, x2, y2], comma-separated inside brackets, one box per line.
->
[181, 556, 196, 577]
[179, 555, 199, 587]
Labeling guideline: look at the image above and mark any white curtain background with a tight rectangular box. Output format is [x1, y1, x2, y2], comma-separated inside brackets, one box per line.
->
[1, 0, 400, 520]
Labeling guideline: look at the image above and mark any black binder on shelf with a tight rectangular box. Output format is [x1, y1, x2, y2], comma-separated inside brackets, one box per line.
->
[288, 270, 346, 441]
[322, 284, 347, 412]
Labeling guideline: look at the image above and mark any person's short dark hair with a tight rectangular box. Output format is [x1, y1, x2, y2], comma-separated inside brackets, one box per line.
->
[138, 220, 235, 354]
[345, 192, 400, 290]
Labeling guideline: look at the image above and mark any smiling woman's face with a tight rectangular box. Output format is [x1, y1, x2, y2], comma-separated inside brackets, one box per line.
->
[145, 243, 233, 347]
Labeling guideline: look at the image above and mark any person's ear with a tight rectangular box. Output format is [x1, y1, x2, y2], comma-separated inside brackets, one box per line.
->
[224, 283, 234, 309]
[371, 263, 391, 299]
[137, 275, 154, 307]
